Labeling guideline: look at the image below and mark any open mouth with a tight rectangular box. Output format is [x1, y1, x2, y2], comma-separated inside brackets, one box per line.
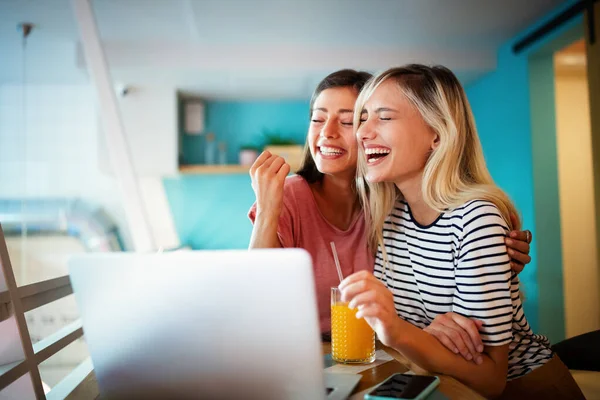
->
[365, 147, 391, 164]
[318, 145, 345, 158]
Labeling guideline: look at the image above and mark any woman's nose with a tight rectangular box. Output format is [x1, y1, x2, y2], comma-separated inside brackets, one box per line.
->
[320, 121, 338, 139]
[357, 119, 375, 141]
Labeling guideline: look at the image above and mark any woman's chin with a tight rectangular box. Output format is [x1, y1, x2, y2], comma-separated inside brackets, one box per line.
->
[365, 173, 386, 184]
[316, 164, 355, 177]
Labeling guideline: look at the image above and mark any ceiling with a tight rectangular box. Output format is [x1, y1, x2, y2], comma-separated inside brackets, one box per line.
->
[0, 0, 566, 99]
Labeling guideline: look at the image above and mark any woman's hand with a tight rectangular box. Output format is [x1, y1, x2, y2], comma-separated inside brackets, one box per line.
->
[249, 151, 290, 219]
[424, 312, 484, 365]
[338, 270, 400, 347]
[505, 214, 532, 274]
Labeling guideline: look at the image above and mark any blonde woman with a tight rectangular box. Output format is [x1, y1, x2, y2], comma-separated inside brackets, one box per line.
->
[339, 65, 584, 399]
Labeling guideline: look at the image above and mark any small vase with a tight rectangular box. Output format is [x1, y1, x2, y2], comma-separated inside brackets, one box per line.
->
[239, 149, 259, 166]
[204, 132, 216, 165]
[218, 142, 227, 165]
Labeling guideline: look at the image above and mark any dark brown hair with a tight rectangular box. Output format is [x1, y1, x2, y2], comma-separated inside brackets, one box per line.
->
[296, 69, 373, 183]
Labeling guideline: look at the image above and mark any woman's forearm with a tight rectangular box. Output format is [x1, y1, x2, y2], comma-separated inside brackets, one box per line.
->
[249, 212, 282, 249]
[389, 319, 507, 398]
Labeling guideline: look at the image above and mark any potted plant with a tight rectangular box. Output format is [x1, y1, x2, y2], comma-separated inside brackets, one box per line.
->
[261, 130, 304, 172]
[239, 144, 261, 167]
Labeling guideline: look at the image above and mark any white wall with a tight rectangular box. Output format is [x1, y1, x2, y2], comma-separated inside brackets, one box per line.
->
[0, 84, 132, 247]
[554, 67, 600, 338]
[98, 86, 178, 177]
[0, 84, 100, 196]
[98, 85, 180, 249]
[0, 83, 180, 251]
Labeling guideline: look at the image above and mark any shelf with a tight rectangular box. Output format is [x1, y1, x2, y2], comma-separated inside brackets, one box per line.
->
[179, 164, 250, 174]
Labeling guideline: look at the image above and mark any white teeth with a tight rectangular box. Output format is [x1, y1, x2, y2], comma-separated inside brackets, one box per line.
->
[364, 148, 391, 155]
[320, 146, 343, 155]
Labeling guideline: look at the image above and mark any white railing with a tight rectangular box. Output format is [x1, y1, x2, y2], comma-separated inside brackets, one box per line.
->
[0, 225, 94, 399]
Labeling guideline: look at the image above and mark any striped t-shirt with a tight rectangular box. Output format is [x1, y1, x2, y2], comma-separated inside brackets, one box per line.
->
[375, 199, 553, 380]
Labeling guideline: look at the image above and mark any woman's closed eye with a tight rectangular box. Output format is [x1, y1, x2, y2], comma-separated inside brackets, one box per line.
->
[360, 110, 368, 123]
[359, 117, 391, 124]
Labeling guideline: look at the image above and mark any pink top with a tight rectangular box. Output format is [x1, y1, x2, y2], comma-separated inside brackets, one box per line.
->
[248, 175, 374, 333]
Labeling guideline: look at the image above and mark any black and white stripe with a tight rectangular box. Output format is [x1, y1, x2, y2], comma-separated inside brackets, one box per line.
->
[375, 199, 552, 381]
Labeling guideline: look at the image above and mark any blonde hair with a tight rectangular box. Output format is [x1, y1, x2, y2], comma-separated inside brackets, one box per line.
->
[355, 65, 519, 258]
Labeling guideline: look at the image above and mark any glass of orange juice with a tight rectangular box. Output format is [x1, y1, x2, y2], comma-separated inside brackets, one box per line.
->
[331, 287, 376, 364]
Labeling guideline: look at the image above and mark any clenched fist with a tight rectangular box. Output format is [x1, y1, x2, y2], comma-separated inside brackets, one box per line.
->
[249, 151, 291, 219]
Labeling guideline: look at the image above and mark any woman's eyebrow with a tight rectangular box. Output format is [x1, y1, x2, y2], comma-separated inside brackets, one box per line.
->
[313, 107, 354, 114]
[375, 107, 398, 113]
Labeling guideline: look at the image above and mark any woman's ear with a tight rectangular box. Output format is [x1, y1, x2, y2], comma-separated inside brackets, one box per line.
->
[431, 133, 441, 150]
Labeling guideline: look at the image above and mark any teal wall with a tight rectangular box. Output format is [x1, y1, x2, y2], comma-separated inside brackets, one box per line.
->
[466, 49, 542, 335]
[528, 23, 584, 343]
[527, 55, 568, 344]
[464, 1, 581, 341]
[163, 174, 256, 249]
[180, 100, 309, 165]
[166, 100, 309, 250]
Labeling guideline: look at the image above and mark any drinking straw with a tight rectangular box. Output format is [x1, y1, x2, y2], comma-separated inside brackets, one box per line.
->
[330, 241, 344, 284]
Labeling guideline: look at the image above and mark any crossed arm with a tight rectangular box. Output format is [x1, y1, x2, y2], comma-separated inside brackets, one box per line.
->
[339, 271, 510, 398]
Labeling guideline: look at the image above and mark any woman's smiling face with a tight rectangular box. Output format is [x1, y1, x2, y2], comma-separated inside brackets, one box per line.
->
[357, 79, 437, 185]
[308, 87, 360, 177]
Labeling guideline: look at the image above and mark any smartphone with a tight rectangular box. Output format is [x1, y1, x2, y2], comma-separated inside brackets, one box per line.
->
[364, 373, 440, 400]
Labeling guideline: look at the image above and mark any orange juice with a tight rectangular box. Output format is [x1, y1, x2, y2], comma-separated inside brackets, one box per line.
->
[331, 303, 376, 363]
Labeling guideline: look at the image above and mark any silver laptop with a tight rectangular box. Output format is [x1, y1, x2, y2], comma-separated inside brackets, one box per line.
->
[68, 249, 360, 400]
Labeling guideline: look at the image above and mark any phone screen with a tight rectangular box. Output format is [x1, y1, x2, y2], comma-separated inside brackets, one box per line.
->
[368, 374, 437, 399]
